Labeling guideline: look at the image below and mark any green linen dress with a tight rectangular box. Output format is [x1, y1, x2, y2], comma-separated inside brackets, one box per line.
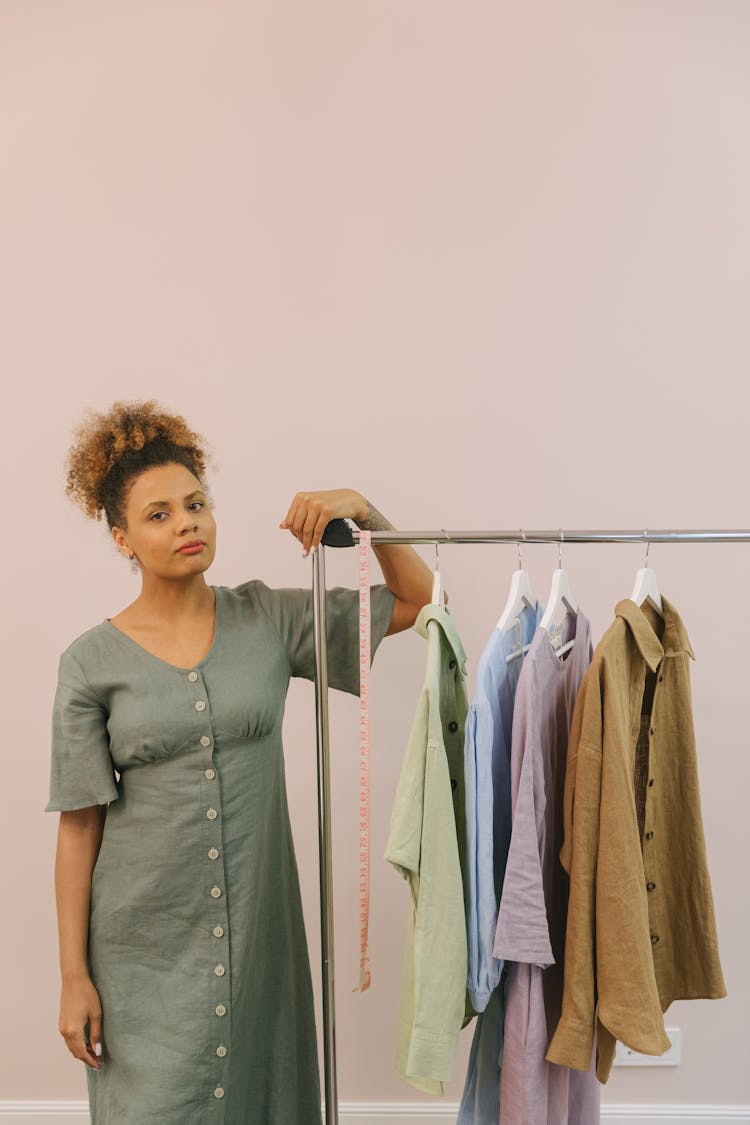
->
[45, 579, 395, 1125]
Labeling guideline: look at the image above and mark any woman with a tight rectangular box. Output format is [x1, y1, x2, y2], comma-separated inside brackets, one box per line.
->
[46, 400, 433, 1124]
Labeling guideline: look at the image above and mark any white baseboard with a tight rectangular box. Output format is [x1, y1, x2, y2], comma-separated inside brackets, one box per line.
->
[1, 1101, 748, 1124]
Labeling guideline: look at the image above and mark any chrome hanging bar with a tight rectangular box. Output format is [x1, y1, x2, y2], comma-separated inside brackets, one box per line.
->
[322, 525, 750, 547]
[311, 547, 339, 1125]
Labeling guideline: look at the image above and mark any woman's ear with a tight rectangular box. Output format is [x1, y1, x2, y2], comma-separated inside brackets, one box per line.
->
[111, 525, 132, 560]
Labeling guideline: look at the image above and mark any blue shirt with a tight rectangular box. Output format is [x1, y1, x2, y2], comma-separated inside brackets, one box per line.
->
[464, 601, 543, 1011]
[458, 601, 542, 1125]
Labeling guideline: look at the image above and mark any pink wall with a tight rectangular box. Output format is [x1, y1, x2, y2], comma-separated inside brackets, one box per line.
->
[3, 0, 749, 1109]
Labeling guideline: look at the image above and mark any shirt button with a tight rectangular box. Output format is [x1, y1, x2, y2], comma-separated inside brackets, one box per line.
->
[214, 963, 226, 976]
[195, 700, 206, 712]
[658, 674, 664, 682]
[208, 847, 220, 860]
[188, 671, 198, 682]
[449, 659, 456, 670]
[645, 831, 654, 840]
[448, 721, 458, 733]
[214, 1087, 225, 1099]
[650, 726, 656, 736]
[210, 886, 222, 898]
[213, 925, 224, 937]
[200, 735, 211, 747]
[215, 1003, 227, 1016]
[648, 778, 655, 788]
[651, 933, 660, 945]
[207, 808, 218, 820]
[205, 768, 216, 780]
[647, 881, 656, 891]
[216, 1044, 228, 1057]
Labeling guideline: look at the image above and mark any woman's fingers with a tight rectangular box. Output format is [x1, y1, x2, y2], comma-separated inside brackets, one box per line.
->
[300, 504, 330, 555]
[280, 494, 332, 555]
[89, 1011, 104, 1063]
[62, 1024, 102, 1070]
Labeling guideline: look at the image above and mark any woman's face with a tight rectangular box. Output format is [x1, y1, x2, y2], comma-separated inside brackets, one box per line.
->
[112, 462, 217, 579]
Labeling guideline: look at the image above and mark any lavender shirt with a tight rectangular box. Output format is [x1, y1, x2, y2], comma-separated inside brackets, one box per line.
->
[493, 611, 600, 1125]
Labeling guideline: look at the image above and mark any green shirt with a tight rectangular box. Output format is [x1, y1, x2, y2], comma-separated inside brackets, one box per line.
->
[384, 602, 471, 1095]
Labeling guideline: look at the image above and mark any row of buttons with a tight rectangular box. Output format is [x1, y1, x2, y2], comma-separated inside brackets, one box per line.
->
[186, 671, 229, 1104]
[643, 669, 664, 949]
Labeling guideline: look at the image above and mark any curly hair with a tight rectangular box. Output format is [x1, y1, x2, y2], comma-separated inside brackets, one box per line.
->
[65, 400, 212, 530]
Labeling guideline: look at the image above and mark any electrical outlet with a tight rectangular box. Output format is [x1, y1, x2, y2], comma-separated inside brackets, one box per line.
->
[613, 1028, 682, 1067]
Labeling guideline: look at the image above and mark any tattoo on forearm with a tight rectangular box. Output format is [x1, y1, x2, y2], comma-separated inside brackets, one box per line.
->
[354, 501, 395, 532]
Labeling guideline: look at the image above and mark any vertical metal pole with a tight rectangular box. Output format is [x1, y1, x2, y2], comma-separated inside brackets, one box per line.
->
[312, 545, 339, 1125]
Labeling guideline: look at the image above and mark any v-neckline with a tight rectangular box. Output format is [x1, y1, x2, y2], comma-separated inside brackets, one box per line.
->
[103, 586, 221, 673]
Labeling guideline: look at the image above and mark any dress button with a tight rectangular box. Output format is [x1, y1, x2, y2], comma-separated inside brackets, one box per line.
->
[449, 659, 456, 670]
[215, 1003, 227, 1016]
[210, 886, 222, 898]
[658, 674, 664, 682]
[195, 700, 206, 712]
[188, 671, 198, 682]
[208, 847, 220, 860]
[647, 881, 656, 891]
[448, 721, 458, 733]
[216, 1044, 228, 1057]
[205, 768, 216, 780]
[645, 831, 654, 840]
[214, 1087, 225, 1099]
[207, 808, 218, 820]
[651, 933, 660, 944]
[200, 735, 211, 747]
[648, 778, 655, 787]
[213, 925, 224, 938]
[214, 963, 226, 976]
[650, 726, 656, 736]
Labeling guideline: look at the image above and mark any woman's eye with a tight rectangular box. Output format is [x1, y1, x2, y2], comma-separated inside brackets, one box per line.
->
[189, 501, 204, 511]
[149, 511, 167, 521]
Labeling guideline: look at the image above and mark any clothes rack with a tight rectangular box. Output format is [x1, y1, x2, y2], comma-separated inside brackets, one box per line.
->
[310, 526, 750, 1124]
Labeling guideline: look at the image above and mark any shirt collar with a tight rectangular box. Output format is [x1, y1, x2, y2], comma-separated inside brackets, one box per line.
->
[414, 602, 468, 674]
[614, 596, 695, 671]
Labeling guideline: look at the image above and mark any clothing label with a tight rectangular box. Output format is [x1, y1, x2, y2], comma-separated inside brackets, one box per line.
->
[354, 531, 372, 992]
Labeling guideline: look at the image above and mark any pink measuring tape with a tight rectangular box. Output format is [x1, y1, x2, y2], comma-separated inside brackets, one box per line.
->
[354, 530, 371, 992]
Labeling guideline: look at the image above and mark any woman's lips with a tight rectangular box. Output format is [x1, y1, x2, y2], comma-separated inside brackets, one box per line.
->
[178, 542, 205, 555]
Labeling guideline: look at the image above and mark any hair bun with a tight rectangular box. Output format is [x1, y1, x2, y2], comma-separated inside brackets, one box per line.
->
[66, 400, 211, 528]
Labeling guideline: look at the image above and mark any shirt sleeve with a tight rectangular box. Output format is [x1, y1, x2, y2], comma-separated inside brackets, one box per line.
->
[254, 581, 395, 695]
[45, 650, 120, 812]
[493, 680, 553, 968]
[464, 699, 503, 1012]
[544, 732, 601, 1069]
[385, 683, 467, 1091]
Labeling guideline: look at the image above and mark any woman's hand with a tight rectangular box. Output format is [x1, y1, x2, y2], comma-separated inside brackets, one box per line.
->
[280, 489, 367, 557]
[59, 974, 104, 1070]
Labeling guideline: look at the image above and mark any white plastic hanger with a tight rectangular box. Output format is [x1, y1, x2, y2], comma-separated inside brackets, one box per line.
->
[431, 539, 445, 607]
[539, 531, 578, 659]
[630, 530, 664, 617]
[497, 533, 537, 632]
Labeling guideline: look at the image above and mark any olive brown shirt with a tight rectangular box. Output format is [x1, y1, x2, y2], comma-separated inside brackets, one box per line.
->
[546, 597, 726, 1082]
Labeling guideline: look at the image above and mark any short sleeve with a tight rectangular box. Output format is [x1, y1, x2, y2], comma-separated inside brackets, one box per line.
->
[44, 650, 120, 812]
[254, 581, 395, 695]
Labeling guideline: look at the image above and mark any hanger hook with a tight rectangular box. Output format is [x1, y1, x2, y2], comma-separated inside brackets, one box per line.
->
[434, 540, 440, 570]
[557, 528, 564, 568]
[517, 529, 525, 569]
[644, 528, 651, 566]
